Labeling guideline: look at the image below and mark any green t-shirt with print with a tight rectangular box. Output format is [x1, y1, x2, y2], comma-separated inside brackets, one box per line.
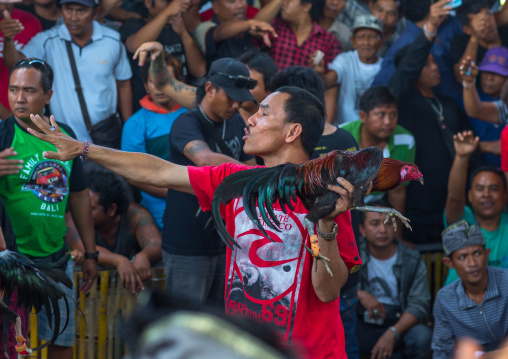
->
[443, 206, 508, 285]
[0, 118, 87, 257]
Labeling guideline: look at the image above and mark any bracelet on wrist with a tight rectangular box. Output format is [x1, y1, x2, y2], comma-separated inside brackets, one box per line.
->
[388, 326, 400, 341]
[423, 23, 437, 38]
[316, 223, 338, 241]
[84, 251, 99, 261]
[81, 140, 90, 161]
[462, 78, 476, 89]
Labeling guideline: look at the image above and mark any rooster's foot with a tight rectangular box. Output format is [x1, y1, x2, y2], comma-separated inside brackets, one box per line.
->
[304, 245, 333, 276]
[354, 206, 412, 232]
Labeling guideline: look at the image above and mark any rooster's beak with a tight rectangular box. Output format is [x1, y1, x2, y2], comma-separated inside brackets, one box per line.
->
[418, 177, 424, 185]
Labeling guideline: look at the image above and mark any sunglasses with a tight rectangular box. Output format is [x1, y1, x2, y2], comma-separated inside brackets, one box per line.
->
[214, 72, 258, 90]
[18, 58, 50, 72]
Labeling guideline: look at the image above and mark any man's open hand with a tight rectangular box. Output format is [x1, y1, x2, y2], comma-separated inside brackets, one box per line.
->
[453, 130, 479, 157]
[133, 41, 164, 66]
[27, 114, 82, 161]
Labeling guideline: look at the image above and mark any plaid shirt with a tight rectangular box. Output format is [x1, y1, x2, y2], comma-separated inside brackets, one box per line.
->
[263, 17, 342, 70]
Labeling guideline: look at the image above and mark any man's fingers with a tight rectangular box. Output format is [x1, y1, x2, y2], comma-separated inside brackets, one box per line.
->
[3, 10, 10, 19]
[30, 114, 51, 133]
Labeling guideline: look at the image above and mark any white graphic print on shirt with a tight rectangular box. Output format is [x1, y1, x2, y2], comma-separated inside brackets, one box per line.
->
[225, 198, 307, 344]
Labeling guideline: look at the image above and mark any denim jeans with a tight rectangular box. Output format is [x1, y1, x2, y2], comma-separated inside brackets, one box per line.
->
[340, 285, 359, 359]
[163, 250, 227, 307]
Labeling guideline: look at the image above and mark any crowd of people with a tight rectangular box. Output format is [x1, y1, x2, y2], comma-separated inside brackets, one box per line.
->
[1, 0, 508, 357]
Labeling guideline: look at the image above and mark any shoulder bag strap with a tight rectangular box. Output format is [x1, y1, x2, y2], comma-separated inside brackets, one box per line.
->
[65, 41, 92, 132]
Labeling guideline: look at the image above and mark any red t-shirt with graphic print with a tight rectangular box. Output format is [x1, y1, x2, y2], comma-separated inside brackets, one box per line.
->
[188, 163, 361, 359]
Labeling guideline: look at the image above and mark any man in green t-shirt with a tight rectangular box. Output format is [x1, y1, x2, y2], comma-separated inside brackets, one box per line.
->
[0, 58, 98, 359]
[444, 130, 508, 285]
[341, 86, 415, 244]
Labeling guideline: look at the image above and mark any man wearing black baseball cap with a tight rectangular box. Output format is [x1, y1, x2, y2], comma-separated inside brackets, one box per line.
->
[161, 57, 256, 306]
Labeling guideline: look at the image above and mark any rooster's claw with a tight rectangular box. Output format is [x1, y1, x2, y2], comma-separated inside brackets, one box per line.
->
[304, 245, 333, 276]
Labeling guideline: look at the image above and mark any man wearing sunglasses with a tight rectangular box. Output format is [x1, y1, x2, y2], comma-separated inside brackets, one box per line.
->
[161, 57, 256, 306]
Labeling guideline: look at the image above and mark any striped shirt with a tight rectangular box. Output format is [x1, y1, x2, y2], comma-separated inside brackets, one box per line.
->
[432, 267, 508, 358]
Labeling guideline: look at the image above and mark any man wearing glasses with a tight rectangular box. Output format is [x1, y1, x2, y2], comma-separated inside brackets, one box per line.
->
[161, 57, 256, 306]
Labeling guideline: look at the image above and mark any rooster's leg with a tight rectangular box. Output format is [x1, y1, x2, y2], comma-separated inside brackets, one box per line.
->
[14, 317, 32, 358]
[304, 219, 333, 276]
[353, 206, 412, 231]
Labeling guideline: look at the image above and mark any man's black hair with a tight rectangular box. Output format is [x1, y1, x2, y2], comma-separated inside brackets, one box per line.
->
[359, 199, 392, 226]
[238, 49, 278, 91]
[470, 166, 508, 191]
[456, 0, 490, 26]
[275, 86, 325, 157]
[400, 0, 430, 23]
[9, 58, 53, 94]
[269, 66, 325, 104]
[359, 86, 398, 114]
[301, 0, 324, 21]
[87, 169, 130, 217]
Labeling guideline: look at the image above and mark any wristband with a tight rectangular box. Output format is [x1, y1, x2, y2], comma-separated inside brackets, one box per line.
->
[316, 223, 338, 241]
[81, 140, 90, 161]
[462, 78, 476, 89]
[84, 251, 99, 261]
[388, 326, 400, 341]
[423, 23, 437, 38]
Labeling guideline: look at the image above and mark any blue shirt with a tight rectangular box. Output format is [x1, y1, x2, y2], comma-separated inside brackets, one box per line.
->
[372, 18, 463, 102]
[22, 21, 132, 141]
[432, 267, 508, 358]
[121, 106, 187, 230]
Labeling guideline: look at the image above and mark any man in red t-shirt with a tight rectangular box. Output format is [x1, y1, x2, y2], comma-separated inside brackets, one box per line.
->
[0, 0, 41, 117]
[29, 69, 362, 358]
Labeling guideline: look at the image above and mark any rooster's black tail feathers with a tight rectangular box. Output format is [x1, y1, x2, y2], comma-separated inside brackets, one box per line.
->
[211, 165, 301, 249]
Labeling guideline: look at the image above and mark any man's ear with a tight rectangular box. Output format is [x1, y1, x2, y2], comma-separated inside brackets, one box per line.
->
[443, 256, 454, 270]
[485, 248, 491, 261]
[45, 89, 53, 105]
[301, 1, 312, 14]
[468, 189, 472, 204]
[359, 223, 366, 238]
[107, 203, 118, 217]
[285, 122, 303, 145]
[462, 24, 472, 36]
[359, 110, 367, 123]
[205, 82, 216, 98]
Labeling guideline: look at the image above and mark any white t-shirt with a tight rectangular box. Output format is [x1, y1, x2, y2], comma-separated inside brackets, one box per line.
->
[366, 250, 400, 306]
[328, 50, 382, 124]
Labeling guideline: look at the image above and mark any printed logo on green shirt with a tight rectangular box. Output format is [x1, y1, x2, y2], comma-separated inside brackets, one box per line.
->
[21, 160, 69, 204]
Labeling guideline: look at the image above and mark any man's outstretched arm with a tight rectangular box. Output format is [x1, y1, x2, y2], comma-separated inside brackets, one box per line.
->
[28, 114, 194, 195]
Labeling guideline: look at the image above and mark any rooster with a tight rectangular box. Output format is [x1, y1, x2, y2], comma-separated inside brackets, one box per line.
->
[0, 250, 72, 357]
[211, 147, 423, 274]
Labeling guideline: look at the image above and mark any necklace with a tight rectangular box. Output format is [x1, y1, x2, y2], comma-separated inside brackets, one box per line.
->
[198, 106, 226, 140]
[427, 96, 445, 122]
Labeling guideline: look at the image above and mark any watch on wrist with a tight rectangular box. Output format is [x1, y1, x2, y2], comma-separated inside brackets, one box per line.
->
[316, 223, 338, 241]
[388, 326, 400, 341]
[84, 251, 99, 261]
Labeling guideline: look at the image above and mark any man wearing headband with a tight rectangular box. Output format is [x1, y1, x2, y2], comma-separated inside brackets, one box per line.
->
[432, 220, 508, 359]
[161, 57, 256, 306]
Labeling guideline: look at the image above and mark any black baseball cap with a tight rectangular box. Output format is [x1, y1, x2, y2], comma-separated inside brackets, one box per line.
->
[208, 58, 257, 103]
[60, 0, 98, 7]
